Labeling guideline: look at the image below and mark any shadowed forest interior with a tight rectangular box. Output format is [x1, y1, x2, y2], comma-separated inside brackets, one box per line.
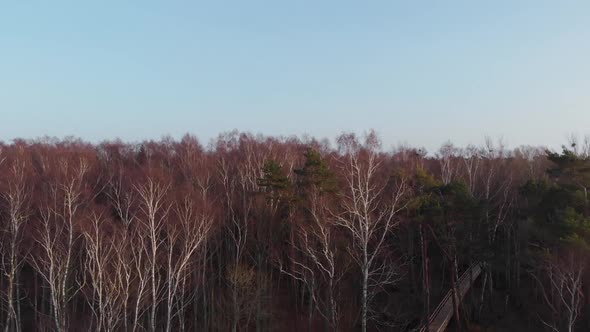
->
[0, 130, 589, 332]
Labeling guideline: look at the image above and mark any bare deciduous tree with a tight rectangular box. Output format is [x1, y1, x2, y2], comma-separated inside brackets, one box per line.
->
[533, 251, 585, 332]
[83, 212, 124, 332]
[2, 154, 31, 332]
[31, 157, 89, 332]
[438, 141, 459, 185]
[216, 135, 268, 332]
[461, 144, 481, 195]
[164, 195, 212, 332]
[280, 204, 342, 331]
[135, 178, 171, 332]
[334, 132, 408, 332]
[129, 228, 152, 332]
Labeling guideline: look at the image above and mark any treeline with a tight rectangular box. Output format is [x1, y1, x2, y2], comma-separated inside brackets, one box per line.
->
[0, 131, 589, 332]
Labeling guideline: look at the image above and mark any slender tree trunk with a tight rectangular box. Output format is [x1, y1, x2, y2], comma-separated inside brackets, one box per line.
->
[329, 276, 337, 331]
[409, 228, 416, 293]
[150, 243, 157, 332]
[308, 285, 314, 332]
[451, 258, 462, 332]
[420, 225, 430, 325]
[256, 250, 263, 332]
[361, 252, 369, 332]
[5, 231, 21, 332]
[478, 266, 487, 318]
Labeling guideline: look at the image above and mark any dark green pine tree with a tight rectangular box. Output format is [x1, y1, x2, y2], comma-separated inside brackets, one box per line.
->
[258, 159, 292, 199]
[293, 148, 337, 195]
[520, 147, 590, 248]
[547, 147, 590, 210]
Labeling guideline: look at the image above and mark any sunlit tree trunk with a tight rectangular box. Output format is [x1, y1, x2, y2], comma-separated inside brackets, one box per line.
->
[334, 132, 408, 332]
[3, 158, 30, 332]
[135, 178, 171, 332]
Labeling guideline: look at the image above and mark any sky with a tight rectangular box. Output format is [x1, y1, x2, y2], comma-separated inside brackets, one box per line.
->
[1, 1, 589, 152]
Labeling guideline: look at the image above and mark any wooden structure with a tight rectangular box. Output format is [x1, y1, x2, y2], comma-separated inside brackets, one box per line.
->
[419, 263, 483, 332]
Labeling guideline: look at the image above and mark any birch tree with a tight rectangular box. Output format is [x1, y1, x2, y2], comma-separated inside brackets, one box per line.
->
[334, 132, 408, 332]
[135, 178, 171, 332]
[128, 228, 152, 332]
[32, 156, 89, 332]
[1, 153, 31, 332]
[216, 133, 267, 332]
[83, 212, 123, 332]
[438, 141, 459, 185]
[534, 250, 585, 332]
[163, 195, 212, 332]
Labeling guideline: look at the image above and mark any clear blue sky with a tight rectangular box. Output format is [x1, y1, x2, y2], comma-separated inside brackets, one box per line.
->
[1, 1, 589, 152]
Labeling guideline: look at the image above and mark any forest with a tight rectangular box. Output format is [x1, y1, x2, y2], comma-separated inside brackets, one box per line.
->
[0, 130, 589, 332]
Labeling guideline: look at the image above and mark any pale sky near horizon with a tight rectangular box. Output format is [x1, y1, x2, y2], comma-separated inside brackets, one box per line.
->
[1, 1, 589, 152]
